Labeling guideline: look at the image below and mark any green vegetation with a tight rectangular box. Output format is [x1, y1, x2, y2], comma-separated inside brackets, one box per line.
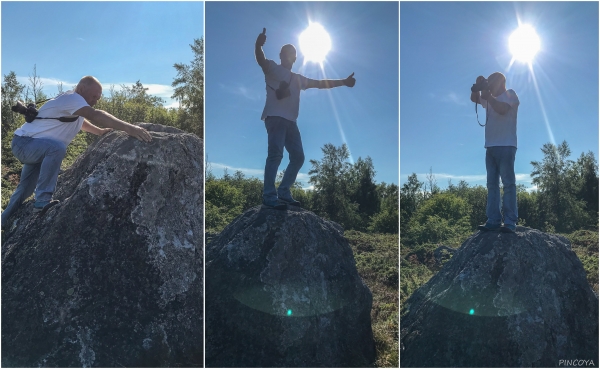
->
[346, 231, 398, 368]
[400, 141, 599, 310]
[206, 144, 399, 367]
[1, 38, 204, 210]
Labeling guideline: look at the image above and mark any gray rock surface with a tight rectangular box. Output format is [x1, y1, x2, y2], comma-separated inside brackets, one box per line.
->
[1, 123, 204, 367]
[205, 205, 376, 367]
[400, 226, 599, 367]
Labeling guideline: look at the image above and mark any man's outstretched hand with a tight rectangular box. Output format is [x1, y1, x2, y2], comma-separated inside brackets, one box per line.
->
[256, 28, 267, 47]
[344, 72, 356, 87]
[126, 125, 152, 142]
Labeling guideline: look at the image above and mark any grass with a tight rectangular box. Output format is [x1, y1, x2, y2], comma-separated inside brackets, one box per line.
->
[564, 229, 599, 295]
[345, 230, 399, 368]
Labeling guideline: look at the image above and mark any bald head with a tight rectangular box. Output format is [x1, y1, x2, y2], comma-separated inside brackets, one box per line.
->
[279, 44, 297, 70]
[487, 72, 507, 97]
[75, 76, 102, 106]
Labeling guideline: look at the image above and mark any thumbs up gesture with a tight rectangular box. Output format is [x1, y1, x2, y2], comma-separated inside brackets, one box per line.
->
[344, 72, 356, 87]
[256, 28, 267, 47]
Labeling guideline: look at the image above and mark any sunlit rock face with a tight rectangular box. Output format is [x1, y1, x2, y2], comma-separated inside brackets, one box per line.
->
[1, 124, 204, 367]
[400, 226, 598, 367]
[205, 206, 376, 367]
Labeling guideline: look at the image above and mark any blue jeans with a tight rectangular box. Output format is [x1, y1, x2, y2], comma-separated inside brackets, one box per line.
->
[1, 135, 67, 225]
[263, 116, 305, 202]
[485, 146, 518, 226]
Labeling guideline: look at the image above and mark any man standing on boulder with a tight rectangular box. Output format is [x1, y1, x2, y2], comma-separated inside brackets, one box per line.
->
[1, 76, 152, 226]
[255, 28, 356, 209]
[470, 72, 520, 233]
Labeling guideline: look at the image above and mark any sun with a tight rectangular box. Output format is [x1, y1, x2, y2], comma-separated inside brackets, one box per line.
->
[509, 24, 541, 63]
[299, 23, 331, 63]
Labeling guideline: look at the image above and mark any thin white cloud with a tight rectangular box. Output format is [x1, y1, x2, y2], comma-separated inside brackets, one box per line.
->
[15, 75, 177, 106]
[76, 37, 85, 42]
[441, 92, 467, 106]
[401, 172, 533, 187]
[219, 83, 261, 101]
[208, 162, 311, 188]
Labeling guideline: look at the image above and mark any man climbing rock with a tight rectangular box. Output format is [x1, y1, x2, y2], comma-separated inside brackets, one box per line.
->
[1, 76, 152, 226]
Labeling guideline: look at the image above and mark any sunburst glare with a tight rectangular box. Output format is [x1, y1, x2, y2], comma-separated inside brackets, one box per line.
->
[509, 24, 540, 64]
[299, 23, 332, 64]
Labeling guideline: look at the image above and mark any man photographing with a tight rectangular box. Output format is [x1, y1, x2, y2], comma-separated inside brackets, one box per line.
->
[470, 72, 520, 233]
[1, 76, 152, 226]
[255, 27, 356, 209]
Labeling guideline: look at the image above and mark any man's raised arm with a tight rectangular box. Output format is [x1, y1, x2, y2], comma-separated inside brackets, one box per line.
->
[306, 72, 356, 89]
[255, 28, 269, 72]
[74, 106, 152, 142]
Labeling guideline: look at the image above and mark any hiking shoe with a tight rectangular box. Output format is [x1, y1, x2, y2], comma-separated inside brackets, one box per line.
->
[500, 224, 516, 233]
[262, 199, 287, 210]
[33, 200, 60, 214]
[477, 222, 501, 232]
[278, 196, 301, 207]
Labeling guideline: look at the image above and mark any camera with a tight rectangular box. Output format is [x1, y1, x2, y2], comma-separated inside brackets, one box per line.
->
[471, 79, 489, 93]
[11, 101, 39, 123]
[275, 81, 291, 100]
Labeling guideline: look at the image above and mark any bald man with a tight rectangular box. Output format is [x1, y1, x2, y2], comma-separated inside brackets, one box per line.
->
[1, 76, 152, 226]
[255, 28, 356, 209]
[470, 72, 520, 233]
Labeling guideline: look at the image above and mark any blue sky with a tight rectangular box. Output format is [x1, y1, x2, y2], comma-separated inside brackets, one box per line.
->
[205, 1, 399, 187]
[1, 2, 204, 108]
[400, 2, 599, 190]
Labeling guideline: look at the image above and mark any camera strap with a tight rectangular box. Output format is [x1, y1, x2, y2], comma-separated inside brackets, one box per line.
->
[267, 72, 293, 91]
[31, 116, 80, 123]
[475, 98, 488, 127]
[26, 96, 79, 123]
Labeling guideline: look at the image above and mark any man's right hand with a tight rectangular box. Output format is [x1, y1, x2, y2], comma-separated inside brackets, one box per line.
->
[256, 28, 267, 47]
[125, 125, 152, 142]
[476, 75, 485, 84]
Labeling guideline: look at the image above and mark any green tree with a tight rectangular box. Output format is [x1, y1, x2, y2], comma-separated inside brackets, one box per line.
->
[406, 192, 472, 245]
[1, 71, 25, 137]
[369, 182, 399, 234]
[348, 157, 380, 226]
[531, 141, 590, 232]
[309, 143, 360, 229]
[172, 37, 204, 138]
[400, 173, 424, 235]
[570, 151, 599, 226]
[204, 179, 244, 232]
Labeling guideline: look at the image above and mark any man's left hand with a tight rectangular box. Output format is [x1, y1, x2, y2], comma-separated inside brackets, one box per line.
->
[481, 89, 491, 100]
[100, 128, 113, 136]
[343, 72, 356, 87]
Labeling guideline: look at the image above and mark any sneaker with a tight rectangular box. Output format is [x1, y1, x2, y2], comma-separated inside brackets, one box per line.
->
[33, 200, 60, 214]
[477, 222, 501, 232]
[262, 199, 286, 210]
[500, 224, 516, 233]
[278, 196, 301, 207]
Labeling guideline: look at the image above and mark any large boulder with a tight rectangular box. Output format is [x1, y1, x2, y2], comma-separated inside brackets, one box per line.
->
[400, 226, 599, 367]
[2, 124, 204, 367]
[205, 206, 376, 367]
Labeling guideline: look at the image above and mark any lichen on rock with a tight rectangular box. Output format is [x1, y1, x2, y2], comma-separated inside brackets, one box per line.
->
[1, 123, 204, 367]
[400, 226, 599, 367]
[205, 205, 376, 367]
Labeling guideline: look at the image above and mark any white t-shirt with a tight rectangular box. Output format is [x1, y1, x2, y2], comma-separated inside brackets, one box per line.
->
[14, 90, 88, 145]
[261, 59, 311, 123]
[480, 89, 519, 148]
